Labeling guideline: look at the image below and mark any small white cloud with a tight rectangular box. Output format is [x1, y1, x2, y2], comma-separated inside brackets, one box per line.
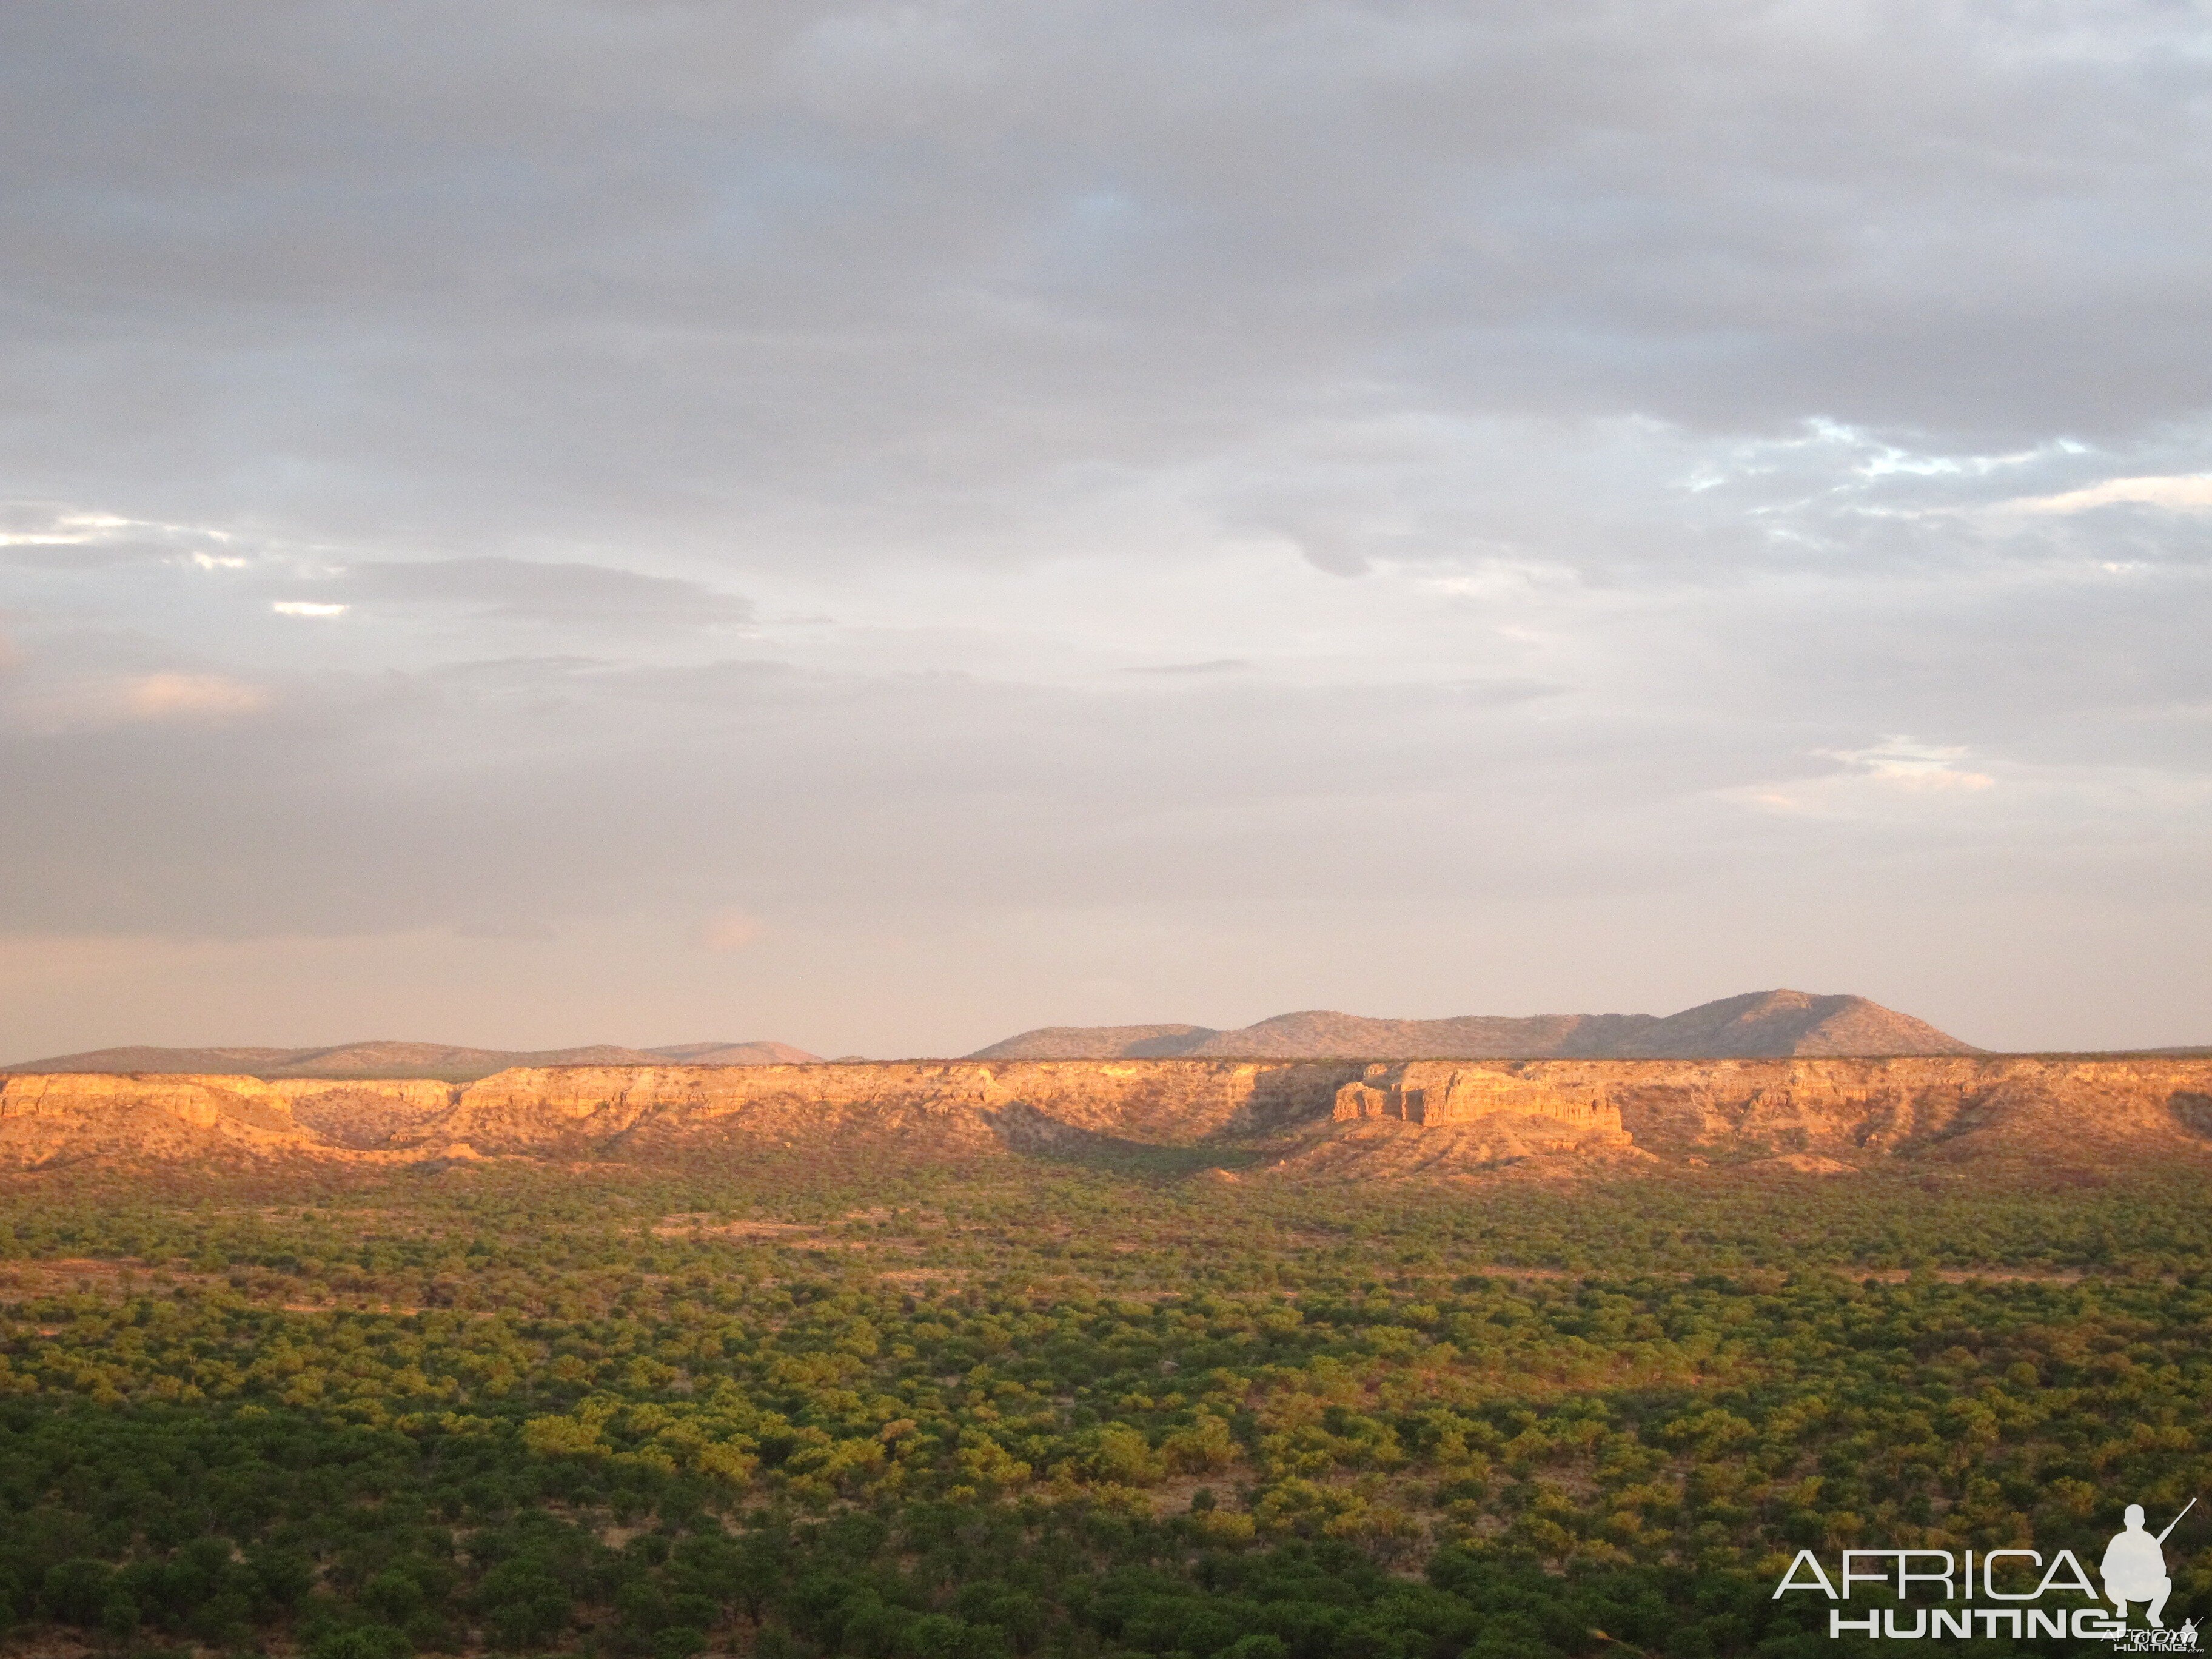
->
[1820, 736, 1997, 793]
[693, 910, 762, 953]
[1729, 736, 1997, 817]
[272, 600, 349, 617]
[190, 552, 249, 571]
[2011, 474, 2212, 514]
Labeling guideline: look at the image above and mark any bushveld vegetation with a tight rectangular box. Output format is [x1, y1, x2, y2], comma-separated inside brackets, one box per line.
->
[2, 1151, 2210, 1658]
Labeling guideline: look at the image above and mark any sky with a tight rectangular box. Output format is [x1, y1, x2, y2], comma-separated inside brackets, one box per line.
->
[2, 1, 2209, 1060]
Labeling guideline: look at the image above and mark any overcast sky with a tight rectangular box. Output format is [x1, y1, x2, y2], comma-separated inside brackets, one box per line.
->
[3, 1, 2209, 1059]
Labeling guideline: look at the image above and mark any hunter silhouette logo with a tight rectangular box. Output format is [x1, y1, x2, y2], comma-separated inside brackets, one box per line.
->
[2104, 1500, 2190, 1627]
[2103, 1499, 2199, 1651]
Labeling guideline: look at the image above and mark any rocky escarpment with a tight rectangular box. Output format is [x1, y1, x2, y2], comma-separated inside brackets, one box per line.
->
[0, 1073, 456, 1165]
[1268, 1056, 2212, 1178]
[0, 1061, 1362, 1170]
[398, 1060, 1361, 1156]
[2, 1056, 2208, 1179]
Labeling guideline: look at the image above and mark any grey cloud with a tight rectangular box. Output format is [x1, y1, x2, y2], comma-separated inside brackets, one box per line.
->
[3, 2, 2209, 563]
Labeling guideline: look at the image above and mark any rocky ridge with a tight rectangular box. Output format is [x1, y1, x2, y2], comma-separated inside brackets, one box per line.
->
[0, 1038, 820, 1081]
[2, 1055, 2208, 1181]
[969, 990, 1979, 1061]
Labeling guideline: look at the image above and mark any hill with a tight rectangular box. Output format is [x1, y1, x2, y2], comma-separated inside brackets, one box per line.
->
[961, 1024, 1218, 1059]
[970, 989, 1979, 1060]
[0, 1037, 820, 1081]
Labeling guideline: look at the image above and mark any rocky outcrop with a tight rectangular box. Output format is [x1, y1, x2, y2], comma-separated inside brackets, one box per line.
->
[2, 1056, 2208, 1179]
[1296, 1062, 1638, 1179]
[1332, 1062, 1619, 1131]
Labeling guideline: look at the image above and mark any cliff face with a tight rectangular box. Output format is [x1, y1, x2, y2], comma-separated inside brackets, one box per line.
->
[422, 1060, 1362, 1155]
[2, 1056, 2207, 1179]
[0, 1073, 454, 1164]
[1333, 1063, 1620, 1131]
[1595, 1056, 2212, 1165]
[1310, 1062, 1637, 1177]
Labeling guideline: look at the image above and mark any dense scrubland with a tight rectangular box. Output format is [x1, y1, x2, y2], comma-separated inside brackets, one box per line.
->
[4, 1151, 2210, 1659]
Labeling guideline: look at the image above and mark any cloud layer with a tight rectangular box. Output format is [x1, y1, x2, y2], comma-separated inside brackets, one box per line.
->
[1, 1, 2208, 1055]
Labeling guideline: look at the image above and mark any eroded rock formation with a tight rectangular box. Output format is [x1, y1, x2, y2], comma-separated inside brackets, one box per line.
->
[1333, 1062, 1618, 1130]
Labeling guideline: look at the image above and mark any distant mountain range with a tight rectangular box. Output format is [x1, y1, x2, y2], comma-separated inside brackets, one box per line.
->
[0, 1039, 820, 1081]
[22, 990, 2170, 1077]
[967, 990, 1981, 1060]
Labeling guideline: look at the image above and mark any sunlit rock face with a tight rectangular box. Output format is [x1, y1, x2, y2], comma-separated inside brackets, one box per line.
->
[1333, 1064, 1619, 1130]
[2, 1056, 2211, 1181]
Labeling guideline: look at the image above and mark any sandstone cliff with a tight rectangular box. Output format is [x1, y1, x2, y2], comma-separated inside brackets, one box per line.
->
[2, 1055, 2207, 1179]
[1332, 1062, 1619, 1130]
[0, 1073, 454, 1165]
[1273, 1056, 2212, 1179]
[409, 1059, 1359, 1156]
[1301, 1062, 1640, 1176]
